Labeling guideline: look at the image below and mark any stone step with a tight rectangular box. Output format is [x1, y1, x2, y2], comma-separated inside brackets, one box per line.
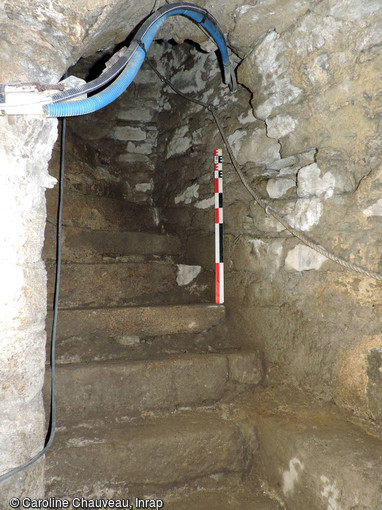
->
[46, 351, 263, 423]
[47, 303, 225, 341]
[229, 388, 382, 510]
[44, 226, 182, 262]
[46, 190, 159, 233]
[46, 260, 210, 308]
[50, 322, 233, 365]
[45, 410, 257, 499]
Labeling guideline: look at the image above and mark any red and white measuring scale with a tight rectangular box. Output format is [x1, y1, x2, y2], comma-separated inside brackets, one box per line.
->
[214, 148, 224, 304]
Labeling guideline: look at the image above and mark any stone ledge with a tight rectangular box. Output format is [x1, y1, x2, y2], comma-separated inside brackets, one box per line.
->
[227, 387, 382, 510]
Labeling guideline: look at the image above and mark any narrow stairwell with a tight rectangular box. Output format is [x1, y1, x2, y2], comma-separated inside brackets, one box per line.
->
[42, 143, 278, 507]
[41, 72, 382, 508]
[43, 167, 382, 509]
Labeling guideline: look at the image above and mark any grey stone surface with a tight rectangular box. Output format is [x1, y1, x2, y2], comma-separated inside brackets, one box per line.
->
[48, 352, 260, 421]
[46, 260, 195, 308]
[45, 411, 256, 498]
[50, 303, 225, 340]
[230, 388, 382, 510]
[164, 482, 283, 510]
[0, 115, 57, 498]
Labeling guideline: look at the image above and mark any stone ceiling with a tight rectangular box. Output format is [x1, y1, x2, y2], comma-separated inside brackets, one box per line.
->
[0, 0, 241, 83]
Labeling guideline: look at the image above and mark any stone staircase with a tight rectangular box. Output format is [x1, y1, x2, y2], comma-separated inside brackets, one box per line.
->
[42, 189, 280, 507]
[43, 139, 382, 509]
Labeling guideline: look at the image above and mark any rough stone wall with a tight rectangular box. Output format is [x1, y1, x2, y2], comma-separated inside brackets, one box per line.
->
[0, 7, 60, 498]
[0, 117, 57, 501]
[153, 2, 382, 425]
[61, 48, 164, 214]
[234, 0, 382, 420]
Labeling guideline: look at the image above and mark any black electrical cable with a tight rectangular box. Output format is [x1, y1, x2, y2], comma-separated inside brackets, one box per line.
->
[0, 115, 65, 484]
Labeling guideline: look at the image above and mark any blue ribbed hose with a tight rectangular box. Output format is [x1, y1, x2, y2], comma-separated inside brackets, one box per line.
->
[46, 47, 147, 117]
[45, 6, 232, 117]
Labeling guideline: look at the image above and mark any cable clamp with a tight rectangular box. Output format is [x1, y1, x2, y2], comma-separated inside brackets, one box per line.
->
[201, 12, 208, 24]
[134, 39, 148, 57]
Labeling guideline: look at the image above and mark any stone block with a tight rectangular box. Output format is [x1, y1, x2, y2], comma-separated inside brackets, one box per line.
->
[126, 141, 155, 155]
[166, 126, 192, 158]
[284, 197, 323, 232]
[46, 261, 179, 308]
[48, 229, 181, 263]
[176, 264, 202, 286]
[51, 354, 227, 421]
[284, 244, 328, 272]
[52, 303, 225, 340]
[227, 128, 280, 167]
[113, 126, 146, 141]
[116, 107, 154, 122]
[46, 411, 252, 497]
[297, 163, 335, 199]
[266, 178, 296, 199]
[45, 192, 158, 238]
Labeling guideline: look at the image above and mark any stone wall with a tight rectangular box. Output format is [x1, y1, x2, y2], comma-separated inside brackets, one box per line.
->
[60, 47, 165, 215]
[234, 0, 382, 421]
[0, 117, 57, 502]
[0, 13, 60, 500]
[152, 2, 382, 425]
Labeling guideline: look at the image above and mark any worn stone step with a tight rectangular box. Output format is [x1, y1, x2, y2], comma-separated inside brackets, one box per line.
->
[229, 388, 382, 510]
[49, 321, 232, 364]
[46, 351, 263, 423]
[46, 260, 210, 308]
[45, 410, 256, 498]
[44, 226, 182, 262]
[47, 303, 225, 340]
[49, 321, 236, 365]
[46, 190, 159, 233]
